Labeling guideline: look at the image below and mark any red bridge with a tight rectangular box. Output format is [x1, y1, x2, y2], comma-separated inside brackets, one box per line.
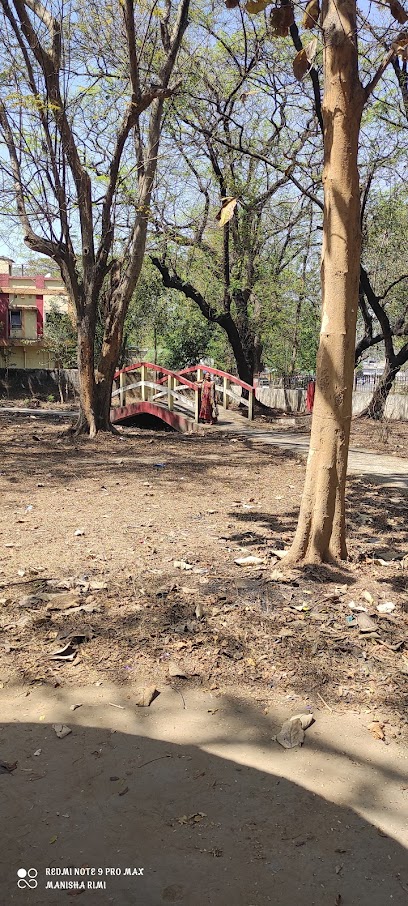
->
[110, 363, 255, 433]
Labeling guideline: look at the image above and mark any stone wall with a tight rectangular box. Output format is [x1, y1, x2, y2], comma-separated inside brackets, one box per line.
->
[0, 368, 79, 401]
[256, 386, 408, 420]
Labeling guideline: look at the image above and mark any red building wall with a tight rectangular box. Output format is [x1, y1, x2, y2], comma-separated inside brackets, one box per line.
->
[0, 294, 8, 340]
[0, 273, 45, 340]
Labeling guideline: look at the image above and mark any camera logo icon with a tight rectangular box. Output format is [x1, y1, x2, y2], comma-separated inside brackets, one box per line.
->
[17, 868, 38, 889]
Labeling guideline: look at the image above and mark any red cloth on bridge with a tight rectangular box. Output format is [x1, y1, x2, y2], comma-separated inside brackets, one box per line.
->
[306, 380, 315, 413]
[199, 378, 218, 424]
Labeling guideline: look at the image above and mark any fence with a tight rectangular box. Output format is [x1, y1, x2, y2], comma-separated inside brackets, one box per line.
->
[256, 371, 408, 394]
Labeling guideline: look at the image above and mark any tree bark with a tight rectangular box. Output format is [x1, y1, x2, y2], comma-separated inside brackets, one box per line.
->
[361, 343, 408, 419]
[285, 0, 364, 564]
[94, 316, 123, 431]
[220, 310, 254, 387]
[73, 314, 97, 437]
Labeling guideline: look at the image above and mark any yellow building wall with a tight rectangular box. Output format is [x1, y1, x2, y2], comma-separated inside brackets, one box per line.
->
[0, 344, 53, 369]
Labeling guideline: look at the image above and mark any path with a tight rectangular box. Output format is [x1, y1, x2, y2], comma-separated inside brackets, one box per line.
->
[0, 403, 406, 486]
[1, 683, 407, 905]
[219, 411, 408, 488]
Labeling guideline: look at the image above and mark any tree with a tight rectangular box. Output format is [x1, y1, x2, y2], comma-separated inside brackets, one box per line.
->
[150, 17, 322, 386]
[228, 0, 408, 563]
[44, 305, 77, 370]
[0, 0, 190, 434]
[356, 189, 408, 417]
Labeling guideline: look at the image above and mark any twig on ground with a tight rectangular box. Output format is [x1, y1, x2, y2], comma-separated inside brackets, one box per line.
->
[138, 754, 173, 769]
[317, 690, 333, 713]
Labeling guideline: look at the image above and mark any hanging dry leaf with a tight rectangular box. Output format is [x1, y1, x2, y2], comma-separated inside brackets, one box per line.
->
[392, 30, 408, 54]
[269, 4, 294, 35]
[388, 0, 408, 23]
[293, 48, 309, 80]
[215, 197, 238, 226]
[305, 36, 319, 64]
[246, 0, 271, 11]
[225, 0, 240, 7]
[302, 0, 320, 28]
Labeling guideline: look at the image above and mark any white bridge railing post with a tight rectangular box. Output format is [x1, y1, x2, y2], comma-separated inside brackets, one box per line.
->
[223, 375, 228, 410]
[119, 370, 125, 407]
[167, 374, 174, 411]
[194, 385, 200, 423]
[248, 387, 254, 421]
[141, 364, 147, 401]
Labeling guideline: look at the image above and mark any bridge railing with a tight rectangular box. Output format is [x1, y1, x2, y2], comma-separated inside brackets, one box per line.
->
[177, 365, 255, 420]
[112, 362, 255, 423]
[112, 362, 200, 421]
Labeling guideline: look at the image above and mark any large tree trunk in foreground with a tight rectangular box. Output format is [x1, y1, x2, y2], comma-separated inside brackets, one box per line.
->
[285, 0, 364, 564]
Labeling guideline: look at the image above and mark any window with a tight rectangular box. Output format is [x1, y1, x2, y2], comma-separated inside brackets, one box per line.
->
[9, 309, 23, 329]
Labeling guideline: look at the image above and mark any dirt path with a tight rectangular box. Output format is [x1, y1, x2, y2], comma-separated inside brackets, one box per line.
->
[220, 414, 408, 488]
[1, 683, 408, 905]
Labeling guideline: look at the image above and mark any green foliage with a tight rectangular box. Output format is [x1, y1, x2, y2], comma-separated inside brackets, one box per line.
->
[44, 306, 77, 368]
[121, 260, 229, 370]
[297, 303, 320, 371]
[161, 302, 223, 371]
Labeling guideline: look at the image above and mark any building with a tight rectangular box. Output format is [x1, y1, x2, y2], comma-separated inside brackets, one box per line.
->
[0, 257, 69, 368]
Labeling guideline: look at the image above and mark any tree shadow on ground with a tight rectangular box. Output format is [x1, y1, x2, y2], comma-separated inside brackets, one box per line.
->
[0, 416, 297, 491]
[1, 687, 407, 906]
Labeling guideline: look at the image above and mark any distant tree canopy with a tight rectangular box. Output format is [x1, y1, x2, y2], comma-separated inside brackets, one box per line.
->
[44, 306, 77, 369]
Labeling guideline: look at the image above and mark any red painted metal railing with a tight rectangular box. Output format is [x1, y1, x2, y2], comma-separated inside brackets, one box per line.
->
[114, 361, 198, 390]
[177, 364, 254, 393]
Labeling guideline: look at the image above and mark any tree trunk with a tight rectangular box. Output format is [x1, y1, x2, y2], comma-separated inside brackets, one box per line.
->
[73, 314, 97, 437]
[289, 297, 302, 376]
[363, 361, 398, 419]
[253, 335, 263, 376]
[362, 342, 408, 418]
[220, 311, 254, 387]
[285, 0, 364, 564]
[72, 306, 121, 436]
[94, 325, 123, 432]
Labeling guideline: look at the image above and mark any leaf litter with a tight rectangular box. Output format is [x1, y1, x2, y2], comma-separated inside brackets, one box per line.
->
[0, 417, 407, 738]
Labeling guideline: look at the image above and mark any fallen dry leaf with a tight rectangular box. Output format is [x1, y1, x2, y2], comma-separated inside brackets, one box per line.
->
[135, 686, 160, 707]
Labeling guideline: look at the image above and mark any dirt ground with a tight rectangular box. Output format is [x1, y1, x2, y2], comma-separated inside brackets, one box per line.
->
[0, 412, 407, 904]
